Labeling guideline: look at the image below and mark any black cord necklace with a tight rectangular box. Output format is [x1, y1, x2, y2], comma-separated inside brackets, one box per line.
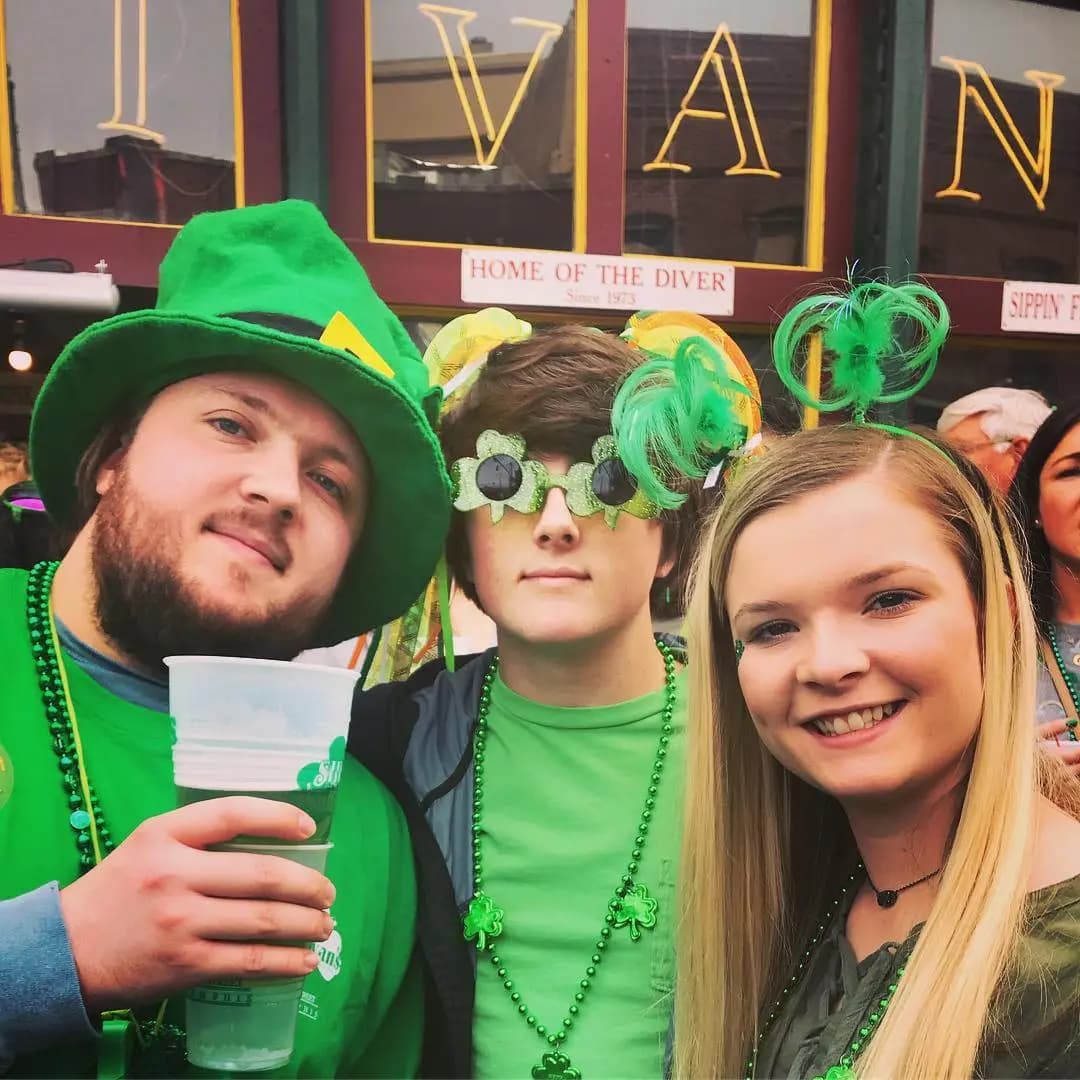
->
[865, 865, 941, 908]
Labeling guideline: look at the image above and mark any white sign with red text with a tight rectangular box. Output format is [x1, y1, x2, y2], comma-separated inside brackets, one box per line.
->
[1001, 280, 1080, 334]
[460, 248, 735, 316]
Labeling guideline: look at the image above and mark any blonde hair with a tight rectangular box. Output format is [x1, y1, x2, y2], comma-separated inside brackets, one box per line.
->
[676, 424, 1078, 1080]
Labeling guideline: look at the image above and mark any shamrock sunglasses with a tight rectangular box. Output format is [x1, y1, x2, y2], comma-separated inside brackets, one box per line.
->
[450, 429, 664, 527]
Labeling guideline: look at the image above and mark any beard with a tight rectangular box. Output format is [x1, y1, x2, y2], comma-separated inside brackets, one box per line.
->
[90, 468, 334, 672]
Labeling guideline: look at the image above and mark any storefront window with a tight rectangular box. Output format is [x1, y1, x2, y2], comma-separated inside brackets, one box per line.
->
[367, 0, 578, 249]
[921, 0, 1080, 282]
[1, 0, 240, 224]
[623, 0, 822, 267]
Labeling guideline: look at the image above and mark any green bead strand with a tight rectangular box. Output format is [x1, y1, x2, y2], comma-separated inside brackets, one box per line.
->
[745, 872, 910, 1080]
[465, 639, 679, 1071]
[744, 869, 862, 1080]
[26, 561, 187, 1068]
[1048, 631, 1080, 742]
[26, 562, 116, 873]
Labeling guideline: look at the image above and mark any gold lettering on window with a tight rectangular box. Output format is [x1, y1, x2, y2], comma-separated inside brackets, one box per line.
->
[643, 23, 779, 177]
[417, 4, 562, 166]
[98, 0, 166, 144]
[935, 58, 1065, 211]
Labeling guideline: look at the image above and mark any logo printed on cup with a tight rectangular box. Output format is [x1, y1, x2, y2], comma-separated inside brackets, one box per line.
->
[299, 990, 320, 1021]
[297, 736, 347, 792]
[317, 928, 343, 982]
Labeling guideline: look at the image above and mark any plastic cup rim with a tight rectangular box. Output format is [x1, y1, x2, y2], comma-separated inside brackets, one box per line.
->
[164, 654, 361, 685]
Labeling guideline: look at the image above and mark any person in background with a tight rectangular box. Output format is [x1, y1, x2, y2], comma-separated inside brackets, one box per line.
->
[0, 445, 53, 570]
[0, 478, 57, 569]
[1010, 401, 1080, 777]
[936, 386, 1051, 494]
[0, 442, 29, 493]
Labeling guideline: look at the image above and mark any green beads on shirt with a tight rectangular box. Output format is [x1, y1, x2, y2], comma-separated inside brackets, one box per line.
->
[1048, 628, 1080, 741]
[465, 640, 679, 1075]
[807, 966, 907, 1080]
[26, 560, 116, 873]
[744, 870, 863, 1080]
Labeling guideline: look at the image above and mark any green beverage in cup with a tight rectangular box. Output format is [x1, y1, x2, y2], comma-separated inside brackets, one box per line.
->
[176, 785, 339, 843]
[173, 734, 346, 843]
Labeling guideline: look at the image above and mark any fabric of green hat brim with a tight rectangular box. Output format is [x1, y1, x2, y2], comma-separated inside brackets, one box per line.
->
[30, 310, 452, 646]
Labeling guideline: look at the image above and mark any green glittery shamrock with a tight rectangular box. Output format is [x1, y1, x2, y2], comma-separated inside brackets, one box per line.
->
[532, 1051, 581, 1079]
[564, 436, 662, 528]
[451, 430, 548, 523]
[608, 882, 658, 942]
[463, 891, 504, 950]
[813, 1068, 854, 1080]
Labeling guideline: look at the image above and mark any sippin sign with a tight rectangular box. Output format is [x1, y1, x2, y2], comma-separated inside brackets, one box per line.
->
[461, 248, 735, 316]
[1001, 281, 1080, 335]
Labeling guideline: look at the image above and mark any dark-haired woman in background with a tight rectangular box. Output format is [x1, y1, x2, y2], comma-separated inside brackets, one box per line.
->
[1011, 400, 1080, 776]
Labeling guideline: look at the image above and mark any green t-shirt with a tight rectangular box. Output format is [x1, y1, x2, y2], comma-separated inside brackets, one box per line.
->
[472, 667, 687, 1079]
[0, 568, 421, 1078]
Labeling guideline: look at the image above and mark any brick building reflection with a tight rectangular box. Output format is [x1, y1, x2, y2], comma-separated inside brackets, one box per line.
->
[33, 135, 235, 225]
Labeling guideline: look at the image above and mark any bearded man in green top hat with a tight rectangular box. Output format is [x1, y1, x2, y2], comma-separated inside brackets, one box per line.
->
[0, 200, 451, 1076]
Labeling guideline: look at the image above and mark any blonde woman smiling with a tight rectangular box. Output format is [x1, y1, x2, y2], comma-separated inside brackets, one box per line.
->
[677, 283, 1080, 1080]
[678, 425, 1080, 1079]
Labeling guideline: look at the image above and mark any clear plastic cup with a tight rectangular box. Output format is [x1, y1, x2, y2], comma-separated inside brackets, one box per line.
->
[185, 843, 333, 1073]
[165, 656, 359, 748]
[166, 657, 360, 842]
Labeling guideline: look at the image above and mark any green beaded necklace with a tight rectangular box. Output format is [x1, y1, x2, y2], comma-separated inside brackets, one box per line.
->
[26, 561, 185, 1075]
[27, 562, 116, 867]
[462, 639, 677, 1080]
[1047, 628, 1080, 742]
[744, 867, 908, 1080]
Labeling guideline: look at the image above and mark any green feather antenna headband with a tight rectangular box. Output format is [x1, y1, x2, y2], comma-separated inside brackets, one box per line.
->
[773, 279, 949, 427]
[612, 332, 759, 510]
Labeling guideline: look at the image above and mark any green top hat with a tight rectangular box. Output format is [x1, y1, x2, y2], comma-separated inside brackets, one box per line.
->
[30, 199, 451, 646]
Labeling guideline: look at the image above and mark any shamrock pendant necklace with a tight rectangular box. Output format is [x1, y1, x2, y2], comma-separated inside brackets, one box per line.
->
[463, 639, 677, 1080]
[27, 561, 186, 1076]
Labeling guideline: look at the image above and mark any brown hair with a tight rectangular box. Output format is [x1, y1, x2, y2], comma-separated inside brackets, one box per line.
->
[439, 325, 709, 616]
[68, 406, 147, 537]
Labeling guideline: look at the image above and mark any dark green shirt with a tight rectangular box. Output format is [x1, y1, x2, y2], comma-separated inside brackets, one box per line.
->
[757, 873, 1080, 1079]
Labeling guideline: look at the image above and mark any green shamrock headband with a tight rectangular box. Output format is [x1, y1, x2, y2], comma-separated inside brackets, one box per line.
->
[773, 278, 950, 448]
[451, 430, 662, 528]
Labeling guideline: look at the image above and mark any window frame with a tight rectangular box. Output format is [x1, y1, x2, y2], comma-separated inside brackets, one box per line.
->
[0, 0, 282, 287]
[919, 0, 1080, 338]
